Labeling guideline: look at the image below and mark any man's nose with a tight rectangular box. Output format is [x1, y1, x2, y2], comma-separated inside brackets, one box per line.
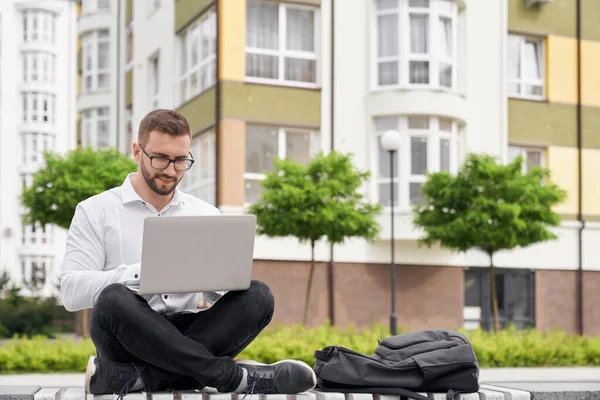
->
[164, 161, 177, 175]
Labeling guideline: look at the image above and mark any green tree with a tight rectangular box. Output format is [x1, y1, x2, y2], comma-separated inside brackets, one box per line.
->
[247, 151, 382, 325]
[20, 147, 136, 338]
[21, 147, 137, 230]
[413, 153, 566, 332]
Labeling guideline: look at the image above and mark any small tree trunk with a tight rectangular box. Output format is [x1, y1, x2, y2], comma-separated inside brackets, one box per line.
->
[489, 252, 501, 332]
[303, 240, 316, 326]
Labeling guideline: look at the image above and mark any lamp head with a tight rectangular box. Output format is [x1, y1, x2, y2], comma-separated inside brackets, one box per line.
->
[381, 130, 402, 152]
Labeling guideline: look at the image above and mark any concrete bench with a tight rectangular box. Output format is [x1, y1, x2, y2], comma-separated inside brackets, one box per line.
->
[0, 384, 580, 400]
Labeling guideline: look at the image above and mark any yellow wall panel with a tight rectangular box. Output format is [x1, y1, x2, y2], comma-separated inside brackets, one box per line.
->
[582, 148, 600, 216]
[548, 146, 579, 215]
[546, 35, 578, 105]
[581, 40, 600, 108]
[218, 119, 246, 206]
[219, 0, 245, 82]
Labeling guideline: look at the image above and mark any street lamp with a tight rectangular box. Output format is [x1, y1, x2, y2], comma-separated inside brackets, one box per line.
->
[380, 130, 401, 336]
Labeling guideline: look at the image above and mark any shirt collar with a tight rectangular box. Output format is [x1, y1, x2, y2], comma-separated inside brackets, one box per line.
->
[121, 173, 186, 206]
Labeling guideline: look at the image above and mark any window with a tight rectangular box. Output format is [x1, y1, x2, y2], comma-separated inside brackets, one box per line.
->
[180, 131, 216, 205]
[508, 146, 545, 173]
[464, 267, 535, 331]
[82, 29, 110, 92]
[82, 0, 111, 14]
[150, 55, 160, 109]
[21, 132, 55, 164]
[375, 116, 460, 209]
[19, 255, 53, 292]
[22, 92, 56, 125]
[179, 10, 216, 104]
[507, 34, 544, 99]
[23, 52, 56, 84]
[246, 0, 318, 86]
[82, 107, 111, 149]
[375, 0, 457, 89]
[20, 174, 34, 191]
[21, 221, 53, 245]
[22, 10, 56, 45]
[245, 125, 321, 204]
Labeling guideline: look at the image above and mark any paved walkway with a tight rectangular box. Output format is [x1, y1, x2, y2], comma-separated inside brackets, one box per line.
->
[1, 367, 598, 388]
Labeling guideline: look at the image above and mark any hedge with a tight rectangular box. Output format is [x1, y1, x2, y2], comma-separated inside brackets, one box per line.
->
[0, 324, 599, 373]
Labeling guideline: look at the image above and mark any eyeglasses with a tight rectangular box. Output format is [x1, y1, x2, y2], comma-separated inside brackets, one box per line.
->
[140, 146, 195, 171]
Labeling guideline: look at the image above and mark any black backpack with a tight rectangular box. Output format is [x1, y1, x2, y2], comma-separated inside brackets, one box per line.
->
[313, 329, 480, 400]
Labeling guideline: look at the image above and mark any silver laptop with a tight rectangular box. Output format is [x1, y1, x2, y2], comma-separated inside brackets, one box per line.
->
[138, 215, 256, 295]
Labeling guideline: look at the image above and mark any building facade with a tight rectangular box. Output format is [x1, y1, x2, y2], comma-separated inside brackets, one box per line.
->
[76, 0, 600, 334]
[0, 0, 78, 297]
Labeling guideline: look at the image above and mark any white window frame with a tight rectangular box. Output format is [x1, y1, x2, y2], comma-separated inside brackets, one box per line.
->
[82, 29, 110, 93]
[21, 221, 53, 246]
[23, 52, 56, 84]
[372, 0, 458, 91]
[82, 107, 111, 149]
[507, 33, 545, 100]
[181, 131, 217, 205]
[245, 1, 320, 88]
[178, 9, 217, 105]
[18, 255, 54, 292]
[82, 0, 111, 14]
[374, 116, 460, 211]
[21, 132, 55, 165]
[22, 92, 56, 125]
[149, 54, 160, 110]
[22, 10, 56, 45]
[508, 145, 546, 173]
[244, 125, 321, 205]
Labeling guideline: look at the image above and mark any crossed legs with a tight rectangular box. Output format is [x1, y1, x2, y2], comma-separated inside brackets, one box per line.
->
[89, 280, 274, 392]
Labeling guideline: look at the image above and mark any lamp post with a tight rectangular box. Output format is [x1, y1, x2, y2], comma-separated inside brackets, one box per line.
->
[380, 130, 401, 336]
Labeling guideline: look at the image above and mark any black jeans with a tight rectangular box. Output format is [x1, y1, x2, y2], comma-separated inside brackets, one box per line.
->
[89, 280, 275, 392]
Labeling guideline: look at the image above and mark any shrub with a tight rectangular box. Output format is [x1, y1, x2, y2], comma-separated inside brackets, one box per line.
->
[0, 324, 598, 373]
[0, 276, 75, 339]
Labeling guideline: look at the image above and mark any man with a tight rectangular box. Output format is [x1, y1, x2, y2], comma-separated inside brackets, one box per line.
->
[60, 109, 316, 397]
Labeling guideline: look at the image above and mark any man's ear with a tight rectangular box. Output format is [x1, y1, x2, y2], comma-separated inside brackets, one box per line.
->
[132, 142, 142, 163]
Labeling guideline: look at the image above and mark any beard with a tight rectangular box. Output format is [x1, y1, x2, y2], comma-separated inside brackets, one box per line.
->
[141, 162, 182, 196]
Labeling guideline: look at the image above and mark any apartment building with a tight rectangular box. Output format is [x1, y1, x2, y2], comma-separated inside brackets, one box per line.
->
[76, 0, 600, 334]
[0, 0, 78, 297]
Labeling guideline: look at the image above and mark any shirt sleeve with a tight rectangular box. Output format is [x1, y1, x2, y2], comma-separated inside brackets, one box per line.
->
[60, 203, 140, 312]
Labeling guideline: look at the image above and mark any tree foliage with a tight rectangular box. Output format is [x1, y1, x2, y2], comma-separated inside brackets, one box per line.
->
[413, 152, 566, 330]
[414, 153, 566, 254]
[248, 152, 382, 244]
[21, 147, 137, 230]
[247, 151, 382, 324]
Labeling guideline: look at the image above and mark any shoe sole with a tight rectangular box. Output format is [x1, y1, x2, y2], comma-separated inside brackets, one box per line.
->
[84, 356, 96, 394]
[238, 359, 317, 390]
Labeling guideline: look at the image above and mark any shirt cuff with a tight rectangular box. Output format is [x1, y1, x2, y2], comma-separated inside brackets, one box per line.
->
[203, 291, 226, 304]
[117, 262, 141, 284]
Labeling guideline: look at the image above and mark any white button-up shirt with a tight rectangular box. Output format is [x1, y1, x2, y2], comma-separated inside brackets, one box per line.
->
[60, 173, 222, 314]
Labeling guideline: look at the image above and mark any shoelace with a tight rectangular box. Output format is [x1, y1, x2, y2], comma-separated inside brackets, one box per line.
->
[116, 365, 144, 400]
[242, 371, 272, 399]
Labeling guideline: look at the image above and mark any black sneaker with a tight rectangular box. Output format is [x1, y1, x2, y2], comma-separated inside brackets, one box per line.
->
[236, 360, 317, 394]
[85, 356, 144, 399]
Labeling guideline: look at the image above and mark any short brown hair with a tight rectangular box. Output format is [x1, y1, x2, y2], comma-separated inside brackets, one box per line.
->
[138, 109, 192, 147]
